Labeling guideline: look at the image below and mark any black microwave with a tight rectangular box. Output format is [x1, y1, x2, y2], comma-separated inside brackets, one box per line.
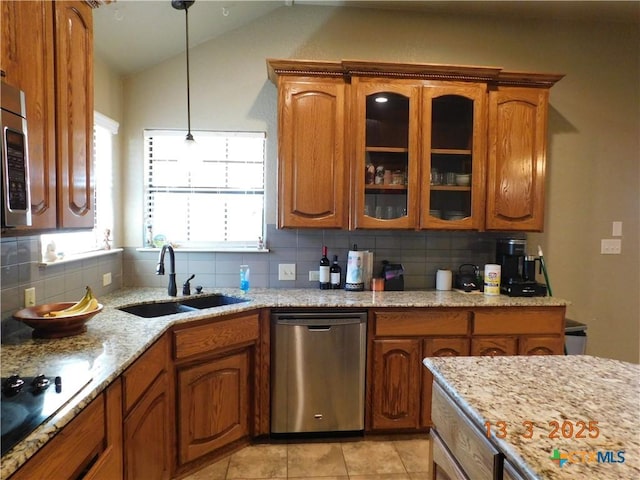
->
[1, 81, 31, 228]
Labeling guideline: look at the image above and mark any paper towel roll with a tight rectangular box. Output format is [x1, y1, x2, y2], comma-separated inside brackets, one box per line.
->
[345, 250, 365, 291]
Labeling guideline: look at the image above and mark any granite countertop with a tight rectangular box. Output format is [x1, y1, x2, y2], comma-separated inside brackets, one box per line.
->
[1, 287, 568, 478]
[423, 355, 640, 480]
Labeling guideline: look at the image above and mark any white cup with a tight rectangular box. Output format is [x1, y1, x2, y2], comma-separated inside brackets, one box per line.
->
[436, 269, 453, 291]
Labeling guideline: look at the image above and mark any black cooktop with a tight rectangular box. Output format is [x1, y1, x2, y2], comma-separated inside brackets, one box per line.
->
[1, 373, 92, 455]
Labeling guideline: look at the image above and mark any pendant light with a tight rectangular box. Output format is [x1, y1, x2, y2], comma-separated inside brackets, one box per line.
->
[171, 0, 195, 143]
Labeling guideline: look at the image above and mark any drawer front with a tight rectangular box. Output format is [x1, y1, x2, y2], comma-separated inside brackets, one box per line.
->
[174, 312, 260, 360]
[473, 307, 564, 335]
[374, 309, 470, 337]
[431, 382, 500, 480]
[122, 335, 168, 413]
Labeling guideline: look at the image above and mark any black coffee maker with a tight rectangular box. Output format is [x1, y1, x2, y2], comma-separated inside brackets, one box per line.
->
[496, 239, 547, 297]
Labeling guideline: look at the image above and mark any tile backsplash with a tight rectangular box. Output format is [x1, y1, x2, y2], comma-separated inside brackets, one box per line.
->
[123, 224, 524, 291]
[1, 225, 524, 337]
[1, 235, 123, 339]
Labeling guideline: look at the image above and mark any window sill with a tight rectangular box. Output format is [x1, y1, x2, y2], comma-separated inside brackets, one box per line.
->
[39, 248, 124, 267]
[136, 247, 270, 253]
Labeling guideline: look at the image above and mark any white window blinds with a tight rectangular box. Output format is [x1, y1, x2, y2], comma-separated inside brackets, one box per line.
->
[144, 130, 265, 249]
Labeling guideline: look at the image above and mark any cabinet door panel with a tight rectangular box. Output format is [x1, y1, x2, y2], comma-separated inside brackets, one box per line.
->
[421, 337, 470, 428]
[278, 78, 346, 228]
[54, 1, 94, 228]
[352, 80, 420, 229]
[1, 0, 57, 229]
[178, 350, 250, 464]
[371, 339, 421, 430]
[519, 336, 564, 355]
[124, 372, 171, 480]
[487, 87, 548, 231]
[471, 336, 517, 356]
[421, 82, 487, 230]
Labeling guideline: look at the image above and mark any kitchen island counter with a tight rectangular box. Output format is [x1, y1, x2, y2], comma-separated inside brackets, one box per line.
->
[423, 355, 640, 479]
[1, 287, 568, 477]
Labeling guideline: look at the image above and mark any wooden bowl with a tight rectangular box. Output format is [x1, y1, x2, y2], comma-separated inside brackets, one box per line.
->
[13, 302, 103, 339]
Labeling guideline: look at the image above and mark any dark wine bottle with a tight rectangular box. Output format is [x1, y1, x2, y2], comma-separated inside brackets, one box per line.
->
[319, 246, 330, 290]
[330, 255, 342, 289]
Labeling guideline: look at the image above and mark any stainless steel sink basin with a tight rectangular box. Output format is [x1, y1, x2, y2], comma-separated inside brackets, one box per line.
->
[180, 294, 248, 309]
[118, 294, 248, 318]
[119, 301, 197, 318]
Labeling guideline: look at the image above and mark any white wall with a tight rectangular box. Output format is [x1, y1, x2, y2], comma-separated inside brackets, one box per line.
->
[119, 5, 639, 362]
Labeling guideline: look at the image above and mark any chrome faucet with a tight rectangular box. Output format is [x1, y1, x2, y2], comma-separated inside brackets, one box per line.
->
[156, 244, 177, 296]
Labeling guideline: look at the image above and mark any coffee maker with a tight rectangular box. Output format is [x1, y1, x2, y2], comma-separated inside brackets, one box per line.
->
[496, 239, 547, 297]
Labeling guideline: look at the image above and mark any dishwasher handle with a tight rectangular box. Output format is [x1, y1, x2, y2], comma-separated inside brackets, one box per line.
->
[273, 311, 367, 327]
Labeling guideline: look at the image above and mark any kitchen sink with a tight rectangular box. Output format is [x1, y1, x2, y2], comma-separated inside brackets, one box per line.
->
[118, 294, 249, 318]
[118, 301, 197, 318]
[180, 294, 249, 309]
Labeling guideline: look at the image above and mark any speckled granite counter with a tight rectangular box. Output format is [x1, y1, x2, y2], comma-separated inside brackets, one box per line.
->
[1, 287, 568, 478]
[423, 355, 640, 479]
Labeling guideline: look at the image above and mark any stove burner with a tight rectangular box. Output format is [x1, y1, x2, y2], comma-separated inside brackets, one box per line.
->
[1, 373, 92, 455]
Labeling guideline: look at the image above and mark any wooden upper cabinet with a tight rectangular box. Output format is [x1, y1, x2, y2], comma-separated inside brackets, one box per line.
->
[486, 71, 564, 231]
[268, 59, 563, 232]
[54, 0, 94, 228]
[420, 82, 487, 230]
[352, 79, 420, 229]
[1, 0, 57, 229]
[275, 74, 347, 228]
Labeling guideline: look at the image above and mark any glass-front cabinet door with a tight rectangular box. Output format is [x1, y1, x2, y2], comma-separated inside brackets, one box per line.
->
[352, 80, 420, 229]
[420, 84, 487, 229]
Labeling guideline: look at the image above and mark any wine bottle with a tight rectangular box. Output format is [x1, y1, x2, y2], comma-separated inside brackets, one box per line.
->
[319, 246, 330, 290]
[330, 255, 342, 289]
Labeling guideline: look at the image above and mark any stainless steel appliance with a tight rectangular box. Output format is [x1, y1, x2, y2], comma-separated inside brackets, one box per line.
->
[565, 319, 587, 355]
[1, 81, 31, 227]
[1, 371, 92, 455]
[496, 239, 547, 297]
[271, 311, 367, 434]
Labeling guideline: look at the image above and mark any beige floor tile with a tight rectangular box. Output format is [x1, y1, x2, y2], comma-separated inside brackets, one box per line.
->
[287, 442, 348, 477]
[342, 441, 406, 475]
[227, 444, 288, 479]
[393, 437, 432, 473]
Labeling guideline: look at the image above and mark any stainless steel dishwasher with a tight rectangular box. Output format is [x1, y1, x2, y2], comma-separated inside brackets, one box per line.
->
[271, 311, 367, 434]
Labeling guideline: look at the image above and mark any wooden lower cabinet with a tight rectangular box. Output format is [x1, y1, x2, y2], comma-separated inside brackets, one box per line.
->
[10, 381, 123, 480]
[371, 338, 422, 430]
[368, 306, 564, 433]
[121, 335, 172, 480]
[177, 350, 251, 465]
[173, 311, 261, 471]
[123, 372, 170, 480]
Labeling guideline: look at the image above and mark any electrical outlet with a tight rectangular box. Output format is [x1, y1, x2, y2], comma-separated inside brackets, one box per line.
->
[309, 270, 319, 282]
[103, 272, 112, 286]
[601, 239, 622, 254]
[278, 264, 296, 281]
[24, 287, 36, 307]
[612, 221, 623, 236]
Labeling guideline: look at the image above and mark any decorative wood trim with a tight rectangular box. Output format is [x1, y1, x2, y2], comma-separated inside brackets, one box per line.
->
[267, 58, 565, 88]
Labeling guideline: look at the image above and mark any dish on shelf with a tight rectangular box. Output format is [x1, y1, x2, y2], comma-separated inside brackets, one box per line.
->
[455, 174, 471, 186]
[13, 302, 103, 339]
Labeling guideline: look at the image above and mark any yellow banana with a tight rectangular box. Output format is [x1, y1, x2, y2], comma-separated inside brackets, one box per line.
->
[46, 286, 98, 317]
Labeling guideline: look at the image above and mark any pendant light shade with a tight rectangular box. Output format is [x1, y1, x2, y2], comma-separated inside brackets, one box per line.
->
[172, 0, 195, 143]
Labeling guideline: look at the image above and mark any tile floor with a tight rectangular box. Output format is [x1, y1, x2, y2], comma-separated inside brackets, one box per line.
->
[184, 435, 432, 480]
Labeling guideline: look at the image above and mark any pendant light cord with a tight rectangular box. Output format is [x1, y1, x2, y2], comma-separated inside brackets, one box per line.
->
[184, 6, 193, 141]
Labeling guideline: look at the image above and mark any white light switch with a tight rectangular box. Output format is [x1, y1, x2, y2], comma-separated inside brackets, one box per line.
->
[24, 287, 36, 307]
[612, 221, 623, 236]
[278, 264, 296, 281]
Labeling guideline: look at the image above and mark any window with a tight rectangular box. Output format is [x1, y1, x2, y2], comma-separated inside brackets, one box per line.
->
[41, 112, 117, 261]
[144, 130, 265, 250]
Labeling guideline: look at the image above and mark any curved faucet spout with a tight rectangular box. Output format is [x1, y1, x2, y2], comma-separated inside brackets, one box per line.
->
[157, 244, 177, 296]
